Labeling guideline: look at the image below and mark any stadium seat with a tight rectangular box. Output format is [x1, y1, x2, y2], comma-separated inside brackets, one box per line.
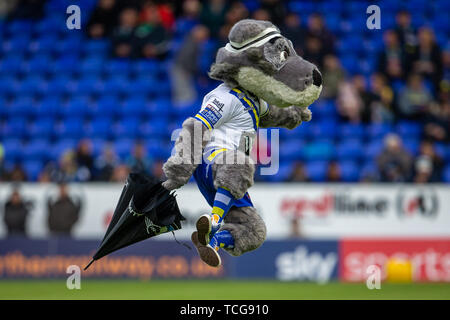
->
[306, 161, 328, 182]
[336, 139, 363, 161]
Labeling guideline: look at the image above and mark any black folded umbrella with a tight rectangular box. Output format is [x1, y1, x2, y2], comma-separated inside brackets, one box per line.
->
[84, 172, 185, 270]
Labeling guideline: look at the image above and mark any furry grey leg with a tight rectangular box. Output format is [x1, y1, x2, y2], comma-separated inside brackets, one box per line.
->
[259, 105, 312, 129]
[162, 117, 210, 190]
[220, 206, 267, 256]
[212, 149, 255, 200]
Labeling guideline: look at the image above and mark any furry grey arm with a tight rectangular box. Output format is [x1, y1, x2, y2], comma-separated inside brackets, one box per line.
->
[162, 117, 210, 190]
[259, 105, 312, 129]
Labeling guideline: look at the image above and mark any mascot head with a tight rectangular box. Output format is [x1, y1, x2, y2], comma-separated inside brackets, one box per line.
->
[209, 19, 322, 108]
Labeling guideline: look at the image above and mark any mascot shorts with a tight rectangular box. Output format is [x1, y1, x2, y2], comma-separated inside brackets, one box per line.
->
[193, 148, 253, 208]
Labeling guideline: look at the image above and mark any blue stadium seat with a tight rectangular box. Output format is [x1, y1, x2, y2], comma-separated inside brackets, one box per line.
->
[8, 96, 35, 117]
[396, 121, 422, 138]
[339, 123, 365, 140]
[339, 160, 360, 182]
[93, 95, 120, 117]
[114, 117, 141, 139]
[306, 161, 328, 182]
[23, 160, 43, 181]
[119, 97, 147, 117]
[23, 139, 51, 162]
[336, 139, 363, 161]
[114, 138, 134, 160]
[403, 139, 420, 156]
[140, 118, 170, 139]
[367, 123, 393, 139]
[443, 166, 450, 183]
[35, 96, 61, 118]
[1, 118, 27, 139]
[279, 140, 305, 161]
[2, 139, 24, 162]
[87, 117, 113, 139]
[303, 141, 335, 161]
[263, 161, 294, 182]
[365, 139, 384, 160]
[62, 97, 92, 118]
[29, 118, 55, 139]
[57, 118, 85, 139]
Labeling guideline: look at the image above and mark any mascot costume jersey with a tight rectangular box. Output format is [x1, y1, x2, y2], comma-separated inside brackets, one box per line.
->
[162, 19, 322, 267]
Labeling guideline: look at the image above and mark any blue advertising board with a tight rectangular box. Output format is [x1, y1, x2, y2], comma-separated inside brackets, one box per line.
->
[233, 240, 339, 282]
[0, 238, 338, 281]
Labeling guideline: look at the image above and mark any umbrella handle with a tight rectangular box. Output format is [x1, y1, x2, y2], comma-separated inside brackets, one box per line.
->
[84, 259, 95, 270]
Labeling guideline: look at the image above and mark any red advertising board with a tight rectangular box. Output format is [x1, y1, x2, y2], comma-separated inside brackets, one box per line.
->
[340, 238, 450, 282]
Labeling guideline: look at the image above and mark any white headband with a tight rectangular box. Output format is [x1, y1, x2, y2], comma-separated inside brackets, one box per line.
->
[225, 27, 281, 53]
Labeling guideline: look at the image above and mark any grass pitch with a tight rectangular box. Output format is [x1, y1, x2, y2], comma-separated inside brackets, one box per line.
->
[0, 280, 449, 300]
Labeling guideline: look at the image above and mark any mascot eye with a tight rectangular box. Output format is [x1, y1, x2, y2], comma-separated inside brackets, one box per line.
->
[280, 50, 289, 62]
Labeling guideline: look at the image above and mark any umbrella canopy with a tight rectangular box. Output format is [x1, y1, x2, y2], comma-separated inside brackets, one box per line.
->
[84, 173, 185, 270]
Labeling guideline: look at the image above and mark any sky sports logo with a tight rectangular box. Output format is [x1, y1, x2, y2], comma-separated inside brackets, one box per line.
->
[275, 246, 338, 283]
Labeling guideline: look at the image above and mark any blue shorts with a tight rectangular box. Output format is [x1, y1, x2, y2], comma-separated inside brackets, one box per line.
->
[193, 148, 253, 208]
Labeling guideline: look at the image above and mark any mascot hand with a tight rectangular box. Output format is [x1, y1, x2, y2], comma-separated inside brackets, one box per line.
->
[285, 106, 312, 129]
[161, 156, 194, 190]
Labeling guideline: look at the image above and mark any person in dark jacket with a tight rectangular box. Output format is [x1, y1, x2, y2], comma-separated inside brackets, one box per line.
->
[3, 187, 32, 236]
[47, 183, 82, 236]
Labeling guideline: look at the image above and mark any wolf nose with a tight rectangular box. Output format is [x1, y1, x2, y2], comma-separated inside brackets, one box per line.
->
[312, 68, 322, 87]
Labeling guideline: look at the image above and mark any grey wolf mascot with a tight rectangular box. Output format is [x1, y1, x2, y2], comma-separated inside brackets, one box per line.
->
[162, 19, 322, 267]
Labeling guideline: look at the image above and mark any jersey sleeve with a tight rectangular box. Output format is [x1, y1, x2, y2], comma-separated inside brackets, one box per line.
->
[194, 94, 235, 130]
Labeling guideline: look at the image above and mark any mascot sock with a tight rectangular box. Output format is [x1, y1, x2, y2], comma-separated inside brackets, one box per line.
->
[210, 230, 235, 250]
[210, 187, 235, 235]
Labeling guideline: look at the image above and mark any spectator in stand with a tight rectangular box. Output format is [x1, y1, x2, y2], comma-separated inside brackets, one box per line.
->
[376, 133, 413, 182]
[306, 13, 335, 56]
[86, 0, 119, 39]
[252, 8, 271, 21]
[200, 0, 228, 38]
[8, 0, 44, 20]
[152, 160, 165, 180]
[412, 140, 444, 183]
[111, 7, 139, 58]
[369, 73, 395, 123]
[280, 13, 306, 55]
[0, 0, 17, 19]
[424, 101, 450, 142]
[140, 0, 175, 32]
[260, 0, 287, 27]
[175, 0, 201, 36]
[224, 1, 249, 27]
[321, 54, 345, 99]
[111, 164, 130, 183]
[398, 73, 433, 120]
[75, 139, 94, 182]
[126, 142, 153, 175]
[377, 30, 405, 83]
[43, 150, 78, 182]
[394, 10, 417, 57]
[303, 35, 325, 70]
[441, 48, 450, 95]
[411, 27, 443, 90]
[171, 24, 210, 105]
[337, 75, 369, 123]
[94, 145, 119, 181]
[47, 183, 82, 237]
[288, 162, 309, 182]
[0, 144, 4, 181]
[4, 164, 27, 182]
[3, 186, 32, 237]
[326, 161, 341, 182]
[134, 1, 170, 59]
